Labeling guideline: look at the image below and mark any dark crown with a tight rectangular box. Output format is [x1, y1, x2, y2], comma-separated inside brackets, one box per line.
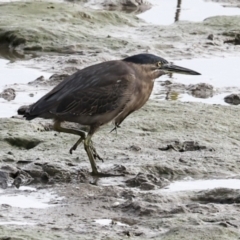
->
[123, 53, 168, 65]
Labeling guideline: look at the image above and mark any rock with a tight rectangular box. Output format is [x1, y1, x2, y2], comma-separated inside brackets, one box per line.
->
[125, 172, 169, 190]
[22, 163, 50, 184]
[224, 93, 240, 105]
[28, 75, 45, 85]
[0, 165, 19, 189]
[128, 145, 141, 151]
[28, 73, 69, 87]
[187, 83, 214, 98]
[42, 163, 71, 183]
[1, 164, 19, 177]
[140, 182, 155, 190]
[118, 199, 158, 216]
[158, 141, 208, 152]
[4, 136, 42, 150]
[48, 73, 70, 86]
[0, 88, 16, 101]
[160, 225, 238, 240]
[0, 171, 8, 189]
[193, 188, 240, 204]
[224, 33, 240, 45]
[207, 34, 214, 40]
[165, 83, 186, 100]
[160, 80, 172, 86]
[11, 170, 33, 188]
[163, 82, 214, 100]
[100, 0, 151, 13]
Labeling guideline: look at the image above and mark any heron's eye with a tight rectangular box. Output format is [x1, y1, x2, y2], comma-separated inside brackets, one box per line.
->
[157, 61, 162, 67]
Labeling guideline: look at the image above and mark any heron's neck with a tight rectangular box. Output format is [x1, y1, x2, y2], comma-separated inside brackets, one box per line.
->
[138, 65, 165, 81]
[151, 69, 166, 80]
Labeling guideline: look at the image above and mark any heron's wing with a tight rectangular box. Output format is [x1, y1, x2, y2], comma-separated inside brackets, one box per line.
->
[27, 61, 134, 117]
[53, 78, 130, 116]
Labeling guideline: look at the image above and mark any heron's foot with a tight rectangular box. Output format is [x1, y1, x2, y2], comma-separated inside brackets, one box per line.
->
[90, 164, 126, 177]
[69, 137, 85, 154]
[90, 171, 125, 177]
[69, 143, 78, 154]
[110, 125, 121, 134]
[89, 142, 104, 162]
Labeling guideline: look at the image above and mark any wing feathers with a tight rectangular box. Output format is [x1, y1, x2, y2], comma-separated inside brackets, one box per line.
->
[26, 61, 135, 118]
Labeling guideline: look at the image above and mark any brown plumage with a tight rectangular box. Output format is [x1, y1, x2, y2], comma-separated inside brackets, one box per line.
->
[24, 53, 200, 176]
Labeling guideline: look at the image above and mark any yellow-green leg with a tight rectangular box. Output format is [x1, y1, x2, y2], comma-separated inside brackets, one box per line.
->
[54, 121, 124, 177]
[53, 121, 86, 154]
[84, 134, 99, 175]
[84, 133, 124, 177]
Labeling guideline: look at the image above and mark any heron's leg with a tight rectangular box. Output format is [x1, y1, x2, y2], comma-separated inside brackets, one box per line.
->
[89, 144, 104, 162]
[84, 132, 124, 177]
[53, 121, 86, 154]
[70, 138, 84, 154]
[84, 133, 99, 175]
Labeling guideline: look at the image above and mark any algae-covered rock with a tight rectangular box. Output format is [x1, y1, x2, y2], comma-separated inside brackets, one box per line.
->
[159, 226, 238, 240]
[0, 88, 16, 101]
[224, 93, 240, 105]
[0, 1, 140, 54]
[4, 137, 42, 150]
[193, 188, 240, 204]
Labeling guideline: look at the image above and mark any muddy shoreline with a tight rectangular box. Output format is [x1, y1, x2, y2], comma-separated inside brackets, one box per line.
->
[1, 0, 240, 239]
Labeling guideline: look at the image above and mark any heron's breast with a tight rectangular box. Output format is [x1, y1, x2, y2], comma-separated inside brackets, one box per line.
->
[134, 79, 154, 110]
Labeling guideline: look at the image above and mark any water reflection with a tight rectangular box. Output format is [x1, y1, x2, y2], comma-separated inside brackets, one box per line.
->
[175, 0, 182, 22]
[166, 91, 179, 101]
[138, 0, 240, 25]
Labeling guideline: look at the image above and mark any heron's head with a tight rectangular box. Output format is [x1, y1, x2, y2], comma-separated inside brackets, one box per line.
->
[123, 53, 201, 76]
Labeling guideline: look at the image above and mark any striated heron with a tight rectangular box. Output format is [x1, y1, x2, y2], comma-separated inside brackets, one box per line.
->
[23, 53, 200, 177]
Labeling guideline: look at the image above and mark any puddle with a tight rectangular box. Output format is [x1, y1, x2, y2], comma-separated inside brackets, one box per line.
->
[162, 179, 240, 192]
[18, 186, 37, 191]
[0, 59, 51, 88]
[95, 219, 128, 226]
[97, 177, 125, 187]
[179, 93, 229, 105]
[168, 57, 240, 88]
[138, 0, 240, 25]
[0, 58, 51, 118]
[153, 57, 240, 105]
[0, 188, 63, 209]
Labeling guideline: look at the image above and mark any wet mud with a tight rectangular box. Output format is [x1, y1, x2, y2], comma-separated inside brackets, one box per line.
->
[1, 0, 240, 239]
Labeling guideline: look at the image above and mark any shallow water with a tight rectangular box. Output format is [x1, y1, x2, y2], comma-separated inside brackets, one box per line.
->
[162, 178, 240, 192]
[138, 0, 240, 25]
[153, 56, 240, 105]
[172, 57, 240, 88]
[95, 219, 128, 226]
[0, 187, 63, 209]
[0, 59, 51, 88]
[97, 177, 125, 186]
[0, 58, 51, 118]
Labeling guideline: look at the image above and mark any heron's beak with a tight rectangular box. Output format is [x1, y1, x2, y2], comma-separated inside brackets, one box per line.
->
[161, 63, 201, 75]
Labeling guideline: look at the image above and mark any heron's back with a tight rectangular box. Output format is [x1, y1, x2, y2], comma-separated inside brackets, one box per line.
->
[25, 60, 137, 126]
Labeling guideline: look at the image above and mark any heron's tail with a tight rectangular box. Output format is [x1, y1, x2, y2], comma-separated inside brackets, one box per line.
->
[17, 104, 37, 120]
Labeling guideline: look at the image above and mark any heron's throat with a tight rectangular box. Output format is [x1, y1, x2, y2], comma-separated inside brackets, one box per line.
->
[152, 69, 166, 80]
[139, 65, 165, 81]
